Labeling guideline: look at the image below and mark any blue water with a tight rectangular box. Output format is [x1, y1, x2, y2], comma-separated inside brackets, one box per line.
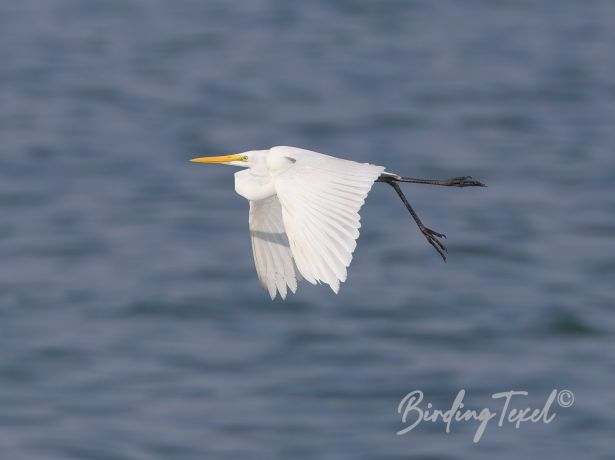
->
[1, 1, 614, 459]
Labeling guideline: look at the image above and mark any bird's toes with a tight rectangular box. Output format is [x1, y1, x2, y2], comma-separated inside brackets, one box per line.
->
[429, 240, 447, 262]
[426, 227, 446, 239]
[422, 227, 448, 255]
[452, 176, 486, 187]
[433, 237, 448, 253]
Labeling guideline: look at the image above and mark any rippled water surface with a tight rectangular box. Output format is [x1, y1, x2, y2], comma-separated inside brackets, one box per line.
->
[1, 1, 614, 459]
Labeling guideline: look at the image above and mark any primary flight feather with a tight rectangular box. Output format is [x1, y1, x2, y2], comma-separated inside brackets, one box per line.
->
[191, 146, 484, 299]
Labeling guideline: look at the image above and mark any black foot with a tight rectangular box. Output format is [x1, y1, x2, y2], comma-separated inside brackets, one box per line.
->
[420, 226, 447, 261]
[446, 176, 486, 187]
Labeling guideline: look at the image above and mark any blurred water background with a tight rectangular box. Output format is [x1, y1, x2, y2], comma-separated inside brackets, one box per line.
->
[1, 1, 614, 459]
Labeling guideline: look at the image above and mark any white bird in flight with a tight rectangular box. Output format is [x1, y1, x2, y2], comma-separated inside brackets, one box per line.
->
[191, 146, 484, 299]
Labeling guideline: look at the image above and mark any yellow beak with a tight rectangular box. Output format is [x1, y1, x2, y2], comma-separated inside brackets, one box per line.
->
[190, 154, 247, 164]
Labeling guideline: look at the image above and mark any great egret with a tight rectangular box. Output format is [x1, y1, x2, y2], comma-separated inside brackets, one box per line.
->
[191, 146, 484, 299]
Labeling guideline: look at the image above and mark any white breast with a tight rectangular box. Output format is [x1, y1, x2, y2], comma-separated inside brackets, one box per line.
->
[234, 169, 276, 201]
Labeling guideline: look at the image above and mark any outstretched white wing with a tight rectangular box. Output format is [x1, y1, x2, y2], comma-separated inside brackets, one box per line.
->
[249, 196, 300, 300]
[273, 147, 385, 293]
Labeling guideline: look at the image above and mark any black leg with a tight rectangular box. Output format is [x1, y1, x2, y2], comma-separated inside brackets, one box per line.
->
[378, 174, 486, 188]
[380, 178, 448, 261]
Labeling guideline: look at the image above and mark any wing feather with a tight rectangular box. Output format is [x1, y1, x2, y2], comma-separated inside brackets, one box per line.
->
[249, 196, 299, 300]
[274, 149, 384, 293]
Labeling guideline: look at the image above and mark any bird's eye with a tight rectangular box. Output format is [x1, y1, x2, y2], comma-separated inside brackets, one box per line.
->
[241, 155, 249, 161]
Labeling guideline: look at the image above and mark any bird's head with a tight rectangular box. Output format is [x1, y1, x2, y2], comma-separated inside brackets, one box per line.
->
[190, 150, 264, 168]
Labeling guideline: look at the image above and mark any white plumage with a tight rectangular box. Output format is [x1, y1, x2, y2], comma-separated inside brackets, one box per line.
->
[192, 146, 384, 299]
[248, 196, 299, 299]
[267, 147, 384, 298]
